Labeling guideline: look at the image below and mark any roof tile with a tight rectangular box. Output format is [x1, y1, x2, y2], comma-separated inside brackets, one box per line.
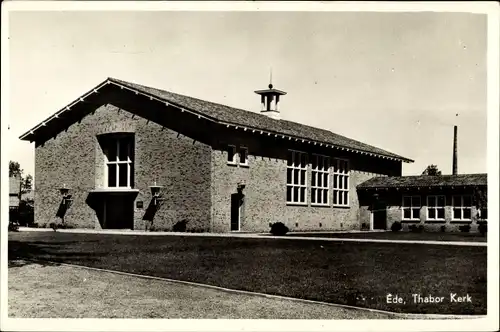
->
[357, 173, 487, 189]
[108, 78, 412, 162]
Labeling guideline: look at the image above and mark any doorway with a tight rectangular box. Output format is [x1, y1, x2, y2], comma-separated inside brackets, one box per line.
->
[372, 201, 387, 230]
[103, 194, 134, 229]
[230, 193, 244, 231]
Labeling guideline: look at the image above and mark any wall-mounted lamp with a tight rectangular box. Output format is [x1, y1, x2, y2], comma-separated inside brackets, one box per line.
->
[59, 184, 73, 208]
[237, 180, 246, 193]
[149, 182, 164, 206]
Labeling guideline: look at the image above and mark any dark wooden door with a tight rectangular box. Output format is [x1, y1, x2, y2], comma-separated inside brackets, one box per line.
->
[373, 202, 387, 230]
[230, 193, 243, 231]
[104, 195, 134, 229]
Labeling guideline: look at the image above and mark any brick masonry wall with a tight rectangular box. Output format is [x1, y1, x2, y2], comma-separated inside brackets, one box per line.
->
[34, 93, 212, 231]
[210, 127, 401, 233]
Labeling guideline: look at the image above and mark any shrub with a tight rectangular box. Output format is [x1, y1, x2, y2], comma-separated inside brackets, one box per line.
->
[49, 222, 58, 231]
[391, 222, 402, 232]
[459, 225, 471, 233]
[440, 225, 446, 232]
[270, 222, 289, 236]
[361, 222, 369, 231]
[8, 221, 19, 232]
[18, 199, 34, 226]
[418, 225, 424, 232]
[409, 225, 418, 233]
[173, 219, 188, 232]
[478, 223, 487, 236]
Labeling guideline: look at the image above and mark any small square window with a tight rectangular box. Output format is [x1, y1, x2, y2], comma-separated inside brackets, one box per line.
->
[227, 145, 236, 164]
[239, 147, 248, 165]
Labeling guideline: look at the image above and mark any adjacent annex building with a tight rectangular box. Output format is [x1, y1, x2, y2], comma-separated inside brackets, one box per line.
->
[20, 78, 486, 232]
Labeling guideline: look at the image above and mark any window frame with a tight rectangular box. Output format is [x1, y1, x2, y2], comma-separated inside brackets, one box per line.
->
[286, 150, 308, 205]
[311, 154, 330, 206]
[239, 146, 249, 167]
[104, 136, 134, 189]
[452, 195, 472, 221]
[227, 145, 237, 165]
[426, 195, 446, 221]
[332, 158, 350, 207]
[402, 195, 421, 221]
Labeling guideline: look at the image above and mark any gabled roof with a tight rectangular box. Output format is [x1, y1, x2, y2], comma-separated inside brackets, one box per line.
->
[20, 77, 413, 163]
[357, 173, 487, 189]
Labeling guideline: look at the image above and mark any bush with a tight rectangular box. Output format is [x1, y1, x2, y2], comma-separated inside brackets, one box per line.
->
[478, 223, 487, 236]
[391, 222, 402, 232]
[418, 225, 424, 232]
[173, 219, 188, 232]
[440, 225, 446, 232]
[270, 222, 289, 236]
[18, 199, 34, 226]
[8, 221, 19, 232]
[459, 225, 471, 233]
[361, 223, 369, 231]
[49, 222, 58, 231]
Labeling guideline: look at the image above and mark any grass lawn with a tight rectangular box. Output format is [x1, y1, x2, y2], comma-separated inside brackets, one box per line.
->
[8, 231, 487, 315]
[9, 261, 395, 319]
[284, 231, 487, 242]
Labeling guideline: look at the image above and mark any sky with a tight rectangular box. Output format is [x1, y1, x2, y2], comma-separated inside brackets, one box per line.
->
[6, 10, 487, 178]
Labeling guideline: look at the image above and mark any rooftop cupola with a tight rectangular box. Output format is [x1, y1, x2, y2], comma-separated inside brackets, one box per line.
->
[254, 82, 287, 120]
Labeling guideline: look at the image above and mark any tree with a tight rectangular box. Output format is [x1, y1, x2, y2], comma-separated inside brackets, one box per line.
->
[422, 164, 442, 176]
[21, 174, 33, 194]
[472, 186, 487, 214]
[9, 161, 23, 177]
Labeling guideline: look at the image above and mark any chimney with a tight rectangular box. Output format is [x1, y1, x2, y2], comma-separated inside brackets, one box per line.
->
[452, 125, 458, 175]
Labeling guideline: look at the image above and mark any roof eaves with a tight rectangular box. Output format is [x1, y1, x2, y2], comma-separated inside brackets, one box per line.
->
[19, 79, 112, 140]
[19, 77, 414, 163]
[107, 78, 412, 163]
[220, 121, 412, 162]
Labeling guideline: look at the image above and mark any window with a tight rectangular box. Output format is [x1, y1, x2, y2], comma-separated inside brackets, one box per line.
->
[227, 145, 236, 164]
[452, 195, 472, 221]
[333, 159, 349, 206]
[104, 136, 134, 188]
[311, 155, 330, 205]
[427, 195, 445, 221]
[402, 196, 421, 220]
[287, 150, 307, 204]
[239, 147, 248, 166]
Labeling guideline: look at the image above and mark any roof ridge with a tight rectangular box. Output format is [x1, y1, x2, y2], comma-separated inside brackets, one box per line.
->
[108, 77, 411, 161]
[21, 77, 413, 163]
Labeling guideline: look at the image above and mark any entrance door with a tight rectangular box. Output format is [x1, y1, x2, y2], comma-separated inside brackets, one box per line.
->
[230, 193, 243, 231]
[372, 202, 387, 230]
[104, 195, 134, 229]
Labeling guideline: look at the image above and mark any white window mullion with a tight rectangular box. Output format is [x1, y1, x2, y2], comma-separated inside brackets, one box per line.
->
[127, 163, 130, 188]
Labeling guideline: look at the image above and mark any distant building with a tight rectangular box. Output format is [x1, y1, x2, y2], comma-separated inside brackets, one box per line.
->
[9, 176, 21, 221]
[19, 78, 486, 232]
[357, 173, 487, 232]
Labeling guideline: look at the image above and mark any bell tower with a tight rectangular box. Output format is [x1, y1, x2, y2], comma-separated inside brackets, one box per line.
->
[254, 72, 287, 120]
